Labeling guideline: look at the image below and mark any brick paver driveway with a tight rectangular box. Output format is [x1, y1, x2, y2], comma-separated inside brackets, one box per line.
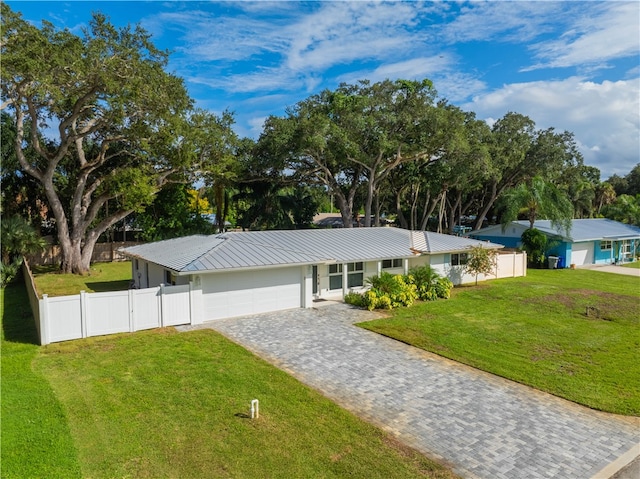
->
[182, 303, 639, 479]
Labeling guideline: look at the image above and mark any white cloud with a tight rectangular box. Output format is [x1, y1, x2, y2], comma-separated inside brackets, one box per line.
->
[526, 2, 640, 70]
[464, 77, 640, 178]
[337, 55, 452, 84]
[439, 1, 562, 43]
[285, 2, 421, 71]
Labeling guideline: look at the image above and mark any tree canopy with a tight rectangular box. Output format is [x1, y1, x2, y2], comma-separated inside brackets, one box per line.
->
[1, 5, 236, 273]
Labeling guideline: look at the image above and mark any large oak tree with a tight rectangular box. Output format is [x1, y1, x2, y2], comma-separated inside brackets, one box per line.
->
[1, 5, 199, 273]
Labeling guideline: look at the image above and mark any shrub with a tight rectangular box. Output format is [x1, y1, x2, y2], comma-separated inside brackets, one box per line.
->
[362, 273, 417, 310]
[434, 277, 453, 299]
[408, 265, 443, 301]
[344, 291, 365, 307]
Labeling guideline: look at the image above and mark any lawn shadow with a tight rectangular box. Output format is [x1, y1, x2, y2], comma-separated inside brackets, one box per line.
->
[84, 280, 131, 293]
[2, 274, 40, 345]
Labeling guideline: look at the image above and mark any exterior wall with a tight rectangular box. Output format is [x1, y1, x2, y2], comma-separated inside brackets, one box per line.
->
[315, 259, 409, 299]
[594, 240, 615, 264]
[409, 252, 526, 285]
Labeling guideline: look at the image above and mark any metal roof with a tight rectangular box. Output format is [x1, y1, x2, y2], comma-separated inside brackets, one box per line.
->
[120, 227, 504, 274]
[512, 219, 640, 242]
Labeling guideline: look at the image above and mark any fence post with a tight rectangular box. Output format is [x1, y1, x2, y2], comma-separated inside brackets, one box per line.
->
[128, 289, 135, 332]
[80, 290, 88, 338]
[39, 295, 49, 346]
[160, 283, 165, 327]
[189, 281, 195, 325]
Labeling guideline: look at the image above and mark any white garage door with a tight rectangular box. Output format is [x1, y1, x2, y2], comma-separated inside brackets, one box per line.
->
[202, 267, 302, 320]
[571, 242, 594, 266]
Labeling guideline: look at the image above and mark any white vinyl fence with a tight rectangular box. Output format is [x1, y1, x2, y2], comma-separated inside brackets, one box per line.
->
[23, 261, 202, 345]
[37, 284, 201, 345]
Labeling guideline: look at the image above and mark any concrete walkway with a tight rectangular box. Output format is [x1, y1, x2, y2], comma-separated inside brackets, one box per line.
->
[180, 304, 639, 479]
[580, 264, 640, 277]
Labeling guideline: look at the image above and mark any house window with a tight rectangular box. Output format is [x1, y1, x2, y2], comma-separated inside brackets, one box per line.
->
[329, 262, 364, 289]
[135, 259, 139, 270]
[601, 240, 612, 251]
[329, 264, 343, 290]
[382, 258, 403, 269]
[621, 240, 631, 255]
[451, 253, 468, 266]
[165, 270, 176, 285]
[347, 262, 364, 288]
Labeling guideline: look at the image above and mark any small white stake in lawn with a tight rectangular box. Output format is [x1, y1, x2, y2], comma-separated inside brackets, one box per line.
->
[251, 399, 259, 419]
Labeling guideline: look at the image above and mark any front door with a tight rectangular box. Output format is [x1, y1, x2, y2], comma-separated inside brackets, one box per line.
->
[312, 265, 318, 295]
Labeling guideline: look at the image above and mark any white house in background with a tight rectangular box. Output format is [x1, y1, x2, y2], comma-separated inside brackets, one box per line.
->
[121, 228, 524, 322]
[471, 219, 640, 267]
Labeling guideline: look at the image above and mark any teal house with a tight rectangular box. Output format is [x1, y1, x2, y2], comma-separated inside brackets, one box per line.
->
[471, 219, 640, 267]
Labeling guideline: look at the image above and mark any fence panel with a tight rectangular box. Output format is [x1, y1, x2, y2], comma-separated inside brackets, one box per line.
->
[131, 287, 162, 331]
[45, 296, 83, 343]
[162, 284, 191, 326]
[86, 291, 131, 337]
[22, 260, 42, 341]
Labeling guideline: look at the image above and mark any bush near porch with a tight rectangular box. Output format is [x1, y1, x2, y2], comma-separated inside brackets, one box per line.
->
[345, 266, 453, 310]
[358, 269, 640, 416]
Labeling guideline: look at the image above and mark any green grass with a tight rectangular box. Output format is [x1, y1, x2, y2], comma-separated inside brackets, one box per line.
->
[1, 279, 82, 479]
[622, 261, 640, 269]
[3, 279, 456, 479]
[358, 269, 640, 416]
[32, 261, 131, 297]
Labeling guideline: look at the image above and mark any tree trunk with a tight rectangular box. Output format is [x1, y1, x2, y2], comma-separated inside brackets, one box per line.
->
[473, 182, 498, 230]
[395, 190, 409, 229]
[363, 174, 375, 227]
[419, 190, 440, 231]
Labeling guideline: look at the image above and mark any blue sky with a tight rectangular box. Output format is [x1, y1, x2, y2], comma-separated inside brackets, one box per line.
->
[7, 1, 640, 179]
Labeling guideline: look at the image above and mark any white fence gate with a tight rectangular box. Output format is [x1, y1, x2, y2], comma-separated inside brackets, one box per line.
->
[37, 283, 201, 345]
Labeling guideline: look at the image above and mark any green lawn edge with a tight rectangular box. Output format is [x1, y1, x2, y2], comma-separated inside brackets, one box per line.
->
[1, 280, 82, 479]
[357, 269, 640, 416]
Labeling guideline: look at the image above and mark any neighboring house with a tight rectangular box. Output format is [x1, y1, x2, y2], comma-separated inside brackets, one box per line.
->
[121, 228, 523, 322]
[471, 219, 640, 267]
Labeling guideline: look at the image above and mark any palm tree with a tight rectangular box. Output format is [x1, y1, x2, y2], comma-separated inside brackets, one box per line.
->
[499, 176, 573, 235]
[1, 215, 46, 286]
[602, 194, 640, 226]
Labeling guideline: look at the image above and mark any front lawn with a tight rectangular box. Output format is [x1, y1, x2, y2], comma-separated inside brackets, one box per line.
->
[622, 261, 640, 269]
[358, 269, 640, 416]
[2, 280, 456, 479]
[31, 261, 131, 297]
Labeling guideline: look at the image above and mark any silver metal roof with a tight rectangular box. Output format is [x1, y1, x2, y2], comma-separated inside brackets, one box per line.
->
[476, 219, 640, 242]
[121, 227, 504, 273]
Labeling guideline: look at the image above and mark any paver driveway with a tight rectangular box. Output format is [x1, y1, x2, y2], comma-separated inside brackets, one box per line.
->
[181, 303, 639, 479]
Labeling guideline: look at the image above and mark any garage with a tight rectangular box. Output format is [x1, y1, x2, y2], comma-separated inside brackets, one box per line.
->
[202, 266, 302, 320]
[570, 242, 594, 266]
